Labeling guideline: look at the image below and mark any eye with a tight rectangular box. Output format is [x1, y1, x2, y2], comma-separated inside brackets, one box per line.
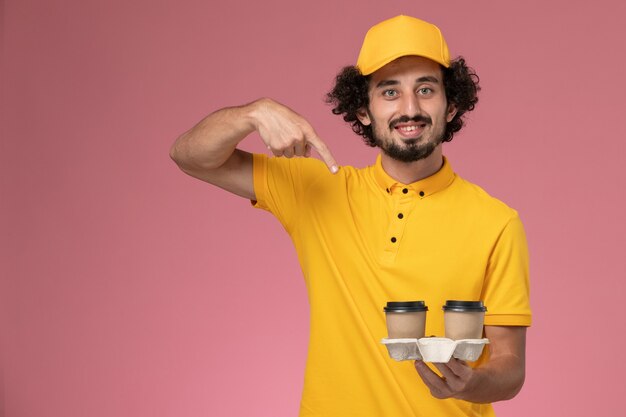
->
[418, 87, 433, 95]
[382, 89, 398, 98]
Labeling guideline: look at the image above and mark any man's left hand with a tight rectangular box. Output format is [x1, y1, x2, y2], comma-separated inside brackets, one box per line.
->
[413, 326, 527, 403]
[414, 358, 477, 400]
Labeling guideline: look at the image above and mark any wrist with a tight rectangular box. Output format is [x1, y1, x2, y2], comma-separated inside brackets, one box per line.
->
[246, 97, 272, 131]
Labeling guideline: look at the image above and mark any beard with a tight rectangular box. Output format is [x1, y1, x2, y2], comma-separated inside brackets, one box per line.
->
[370, 114, 445, 163]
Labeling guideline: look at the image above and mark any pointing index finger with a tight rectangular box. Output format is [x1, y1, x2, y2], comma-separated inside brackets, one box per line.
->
[305, 132, 339, 174]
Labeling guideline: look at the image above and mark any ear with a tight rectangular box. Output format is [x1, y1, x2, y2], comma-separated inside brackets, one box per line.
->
[446, 103, 458, 123]
[356, 107, 372, 126]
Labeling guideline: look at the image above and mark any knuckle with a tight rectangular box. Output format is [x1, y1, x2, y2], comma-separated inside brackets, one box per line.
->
[431, 390, 447, 399]
[448, 382, 466, 395]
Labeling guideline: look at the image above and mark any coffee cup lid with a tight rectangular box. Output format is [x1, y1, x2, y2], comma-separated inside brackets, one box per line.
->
[442, 300, 487, 312]
[384, 301, 428, 312]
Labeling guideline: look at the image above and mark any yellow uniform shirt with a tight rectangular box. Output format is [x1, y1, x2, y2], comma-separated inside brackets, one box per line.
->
[253, 153, 531, 417]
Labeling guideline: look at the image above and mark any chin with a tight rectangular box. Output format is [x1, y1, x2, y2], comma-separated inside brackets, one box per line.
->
[401, 138, 420, 146]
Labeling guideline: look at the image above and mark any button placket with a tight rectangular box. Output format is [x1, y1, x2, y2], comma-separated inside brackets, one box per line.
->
[382, 189, 416, 261]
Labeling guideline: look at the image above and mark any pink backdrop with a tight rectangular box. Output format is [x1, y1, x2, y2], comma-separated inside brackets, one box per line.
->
[2, 0, 625, 416]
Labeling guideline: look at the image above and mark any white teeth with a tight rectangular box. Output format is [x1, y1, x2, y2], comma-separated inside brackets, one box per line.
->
[399, 126, 418, 132]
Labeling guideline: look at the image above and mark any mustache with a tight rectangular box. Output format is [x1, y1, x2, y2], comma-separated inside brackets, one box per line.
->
[390, 115, 432, 129]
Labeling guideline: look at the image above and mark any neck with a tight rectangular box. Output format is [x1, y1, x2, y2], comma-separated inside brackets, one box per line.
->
[380, 146, 444, 184]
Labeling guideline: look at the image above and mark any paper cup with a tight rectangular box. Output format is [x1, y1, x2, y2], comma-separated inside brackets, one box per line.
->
[384, 301, 428, 339]
[442, 300, 486, 340]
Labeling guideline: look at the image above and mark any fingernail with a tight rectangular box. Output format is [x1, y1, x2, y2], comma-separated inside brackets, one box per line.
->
[331, 165, 338, 174]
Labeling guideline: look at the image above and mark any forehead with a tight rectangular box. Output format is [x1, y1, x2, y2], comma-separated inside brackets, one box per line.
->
[368, 55, 443, 86]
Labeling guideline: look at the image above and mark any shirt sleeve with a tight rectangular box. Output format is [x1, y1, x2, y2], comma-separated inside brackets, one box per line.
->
[251, 153, 328, 234]
[481, 212, 532, 326]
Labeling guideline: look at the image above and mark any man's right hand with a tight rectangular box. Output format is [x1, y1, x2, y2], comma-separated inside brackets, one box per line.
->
[170, 98, 339, 201]
[251, 98, 338, 173]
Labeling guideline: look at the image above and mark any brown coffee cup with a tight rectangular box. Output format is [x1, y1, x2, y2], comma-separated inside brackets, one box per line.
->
[443, 300, 487, 340]
[384, 301, 428, 339]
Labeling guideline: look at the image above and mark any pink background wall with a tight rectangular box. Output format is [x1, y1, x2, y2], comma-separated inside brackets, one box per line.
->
[2, 0, 625, 416]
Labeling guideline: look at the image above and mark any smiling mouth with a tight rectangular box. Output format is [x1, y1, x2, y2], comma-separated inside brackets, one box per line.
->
[394, 123, 428, 138]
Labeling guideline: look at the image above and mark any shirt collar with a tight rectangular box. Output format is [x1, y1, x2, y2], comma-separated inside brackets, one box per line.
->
[372, 154, 456, 197]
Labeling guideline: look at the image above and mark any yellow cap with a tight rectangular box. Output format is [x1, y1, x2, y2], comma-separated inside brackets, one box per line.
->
[356, 15, 450, 75]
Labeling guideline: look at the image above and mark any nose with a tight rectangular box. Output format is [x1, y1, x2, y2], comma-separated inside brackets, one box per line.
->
[400, 92, 421, 116]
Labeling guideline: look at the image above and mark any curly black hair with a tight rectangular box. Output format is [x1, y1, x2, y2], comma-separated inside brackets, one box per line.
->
[326, 57, 480, 146]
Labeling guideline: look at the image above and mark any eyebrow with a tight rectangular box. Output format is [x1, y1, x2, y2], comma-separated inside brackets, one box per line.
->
[375, 76, 441, 89]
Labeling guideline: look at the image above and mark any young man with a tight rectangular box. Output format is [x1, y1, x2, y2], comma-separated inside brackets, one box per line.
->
[170, 15, 531, 417]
